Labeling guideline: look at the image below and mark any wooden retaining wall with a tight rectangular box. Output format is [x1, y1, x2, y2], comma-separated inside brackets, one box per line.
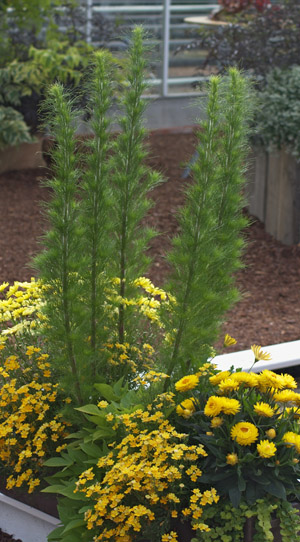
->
[246, 148, 300, 245]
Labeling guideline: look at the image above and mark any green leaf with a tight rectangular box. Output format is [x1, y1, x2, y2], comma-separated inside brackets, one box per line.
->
[75, 404, 103, 416]
[229, 485, 241, 508]
[79, 441, 103, 458]
[44, 457, 73, 467]
[266, 480, 286, 500]
[62, 519, 86, 534]
[43, 485, 84, 500]
[47, 525, 64, 541]
[92, 428, 115, 441]
[94, 383, 120, 402]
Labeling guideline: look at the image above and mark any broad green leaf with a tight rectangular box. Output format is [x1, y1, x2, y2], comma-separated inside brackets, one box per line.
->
[62, 519, 86, 534]
[94, 383, 120, 402]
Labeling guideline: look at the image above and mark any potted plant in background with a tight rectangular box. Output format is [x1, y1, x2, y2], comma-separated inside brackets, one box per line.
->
[182, 0, 300, 245]
[0, 0, 117, 172]
[0, 25, 299, 542]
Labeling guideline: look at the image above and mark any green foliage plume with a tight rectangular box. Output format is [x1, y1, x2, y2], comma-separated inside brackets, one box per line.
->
[163, 69, 252, 378]
[109, 26, 161, 343]
[35, 28, 163, 405]
[34, 84, 84, 406]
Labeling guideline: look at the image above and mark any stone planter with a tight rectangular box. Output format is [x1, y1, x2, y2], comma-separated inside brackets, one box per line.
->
[246, 147, 300, 245]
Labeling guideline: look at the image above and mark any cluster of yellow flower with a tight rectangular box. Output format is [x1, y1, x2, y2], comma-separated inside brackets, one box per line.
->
[0, 279, 44, 340]
[106, 276, 175, 328]
[174, 357, 300, 465]
[75, 408, 219, 542]
[102, 341, 156, 375]
[0, 345, 69, 492]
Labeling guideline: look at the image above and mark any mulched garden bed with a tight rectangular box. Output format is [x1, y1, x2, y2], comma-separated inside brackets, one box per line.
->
[0, 129, 299, 352]
[1, 129, 300, 541]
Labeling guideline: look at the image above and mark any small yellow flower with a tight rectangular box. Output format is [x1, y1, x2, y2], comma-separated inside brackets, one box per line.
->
[176, 399, 196, 418]
[266, 428, 276, 439]
[251, 345, 271, 362]
[231, 422, 259, 446]
[175, 374, 199, 392]
[210, 416, 223, 428]
[257, 440, 277, 458]
[226, 453, 238, 465]
[98, 400, 109, 409]
[224, 334, 237, 347]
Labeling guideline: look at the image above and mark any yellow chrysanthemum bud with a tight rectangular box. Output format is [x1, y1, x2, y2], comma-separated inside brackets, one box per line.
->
[226, 453, 238, 465]
[266, 428, 276, 439]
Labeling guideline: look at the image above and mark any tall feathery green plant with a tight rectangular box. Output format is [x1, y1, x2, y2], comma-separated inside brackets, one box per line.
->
[79, 50, 115, 379]
[35, 84, 84, 405]
[164, 69, 252, 379]
[110, 27, 162, 345]
[35, 27, 163, 404]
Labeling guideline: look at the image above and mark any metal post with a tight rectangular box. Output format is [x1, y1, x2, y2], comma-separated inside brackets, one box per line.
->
[86, 0, 93, 44]
[162, 0, 171, 97]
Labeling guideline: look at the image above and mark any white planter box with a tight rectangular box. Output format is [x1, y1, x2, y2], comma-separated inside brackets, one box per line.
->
[0, 492, 60, 542]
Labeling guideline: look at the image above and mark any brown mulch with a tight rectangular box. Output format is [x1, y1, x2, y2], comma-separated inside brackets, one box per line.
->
[0, 130, 300, 355]
[0, 532, 22, 542]
[1, 129, 300, 541]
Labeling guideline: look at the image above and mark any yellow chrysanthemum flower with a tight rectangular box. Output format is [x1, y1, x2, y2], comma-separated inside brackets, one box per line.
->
[231, 372, 258, 388]
[204, 396, 223, 417]
[257, 440, 277, 458]
[251, 345, 272, 362]
[176, 399, 196, 418]
[224, 334, 237, 347]
[221, 397, 241, 415]
[209, 371, 231, 386]
[218, 378, 240, 392]
[257, 370, 285, 391]
[282, 432, 300, 453]
[175, 374, 199, 392]
[253, 402, 275, 418]
[231, 422, 259, 446]
[274, 390, 300, 404]
[226, 453, 238, 465]
[279, 373, 297, 389]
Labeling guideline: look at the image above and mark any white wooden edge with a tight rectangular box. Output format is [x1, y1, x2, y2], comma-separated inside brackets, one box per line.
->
[214, 340, 300, 373]
[0, 492, 59, 524]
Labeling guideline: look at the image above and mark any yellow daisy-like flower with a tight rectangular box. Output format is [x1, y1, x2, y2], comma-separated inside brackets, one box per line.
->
[257, 440, 277, 458]
[251, 345, 272, 362]
[253, 402, 275, 418]
[204, 396, 223, 417]
[282, 432, 300, 453]
[221, 397, 241, 415]
[266, 428, 276, 439]
[210, 416, 223, 428]
[161, 531, 178, 542]
[226, 453, 238, 465]
[209, 371, 231, 386]
[218, 378, 240, 392]
[258, 370, 285, 391]
[280, 373, 297, 389]
[231, 422, 259, 446]
[274, 390, 300, 404]
[224, 334, 237, 347]
[176, 399, 196, 418]
[175, 374, 199, 392]
[231, 372, 258, 388]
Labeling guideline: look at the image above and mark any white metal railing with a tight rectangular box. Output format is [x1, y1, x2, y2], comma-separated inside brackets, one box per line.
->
[85, 1, 218, 97]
